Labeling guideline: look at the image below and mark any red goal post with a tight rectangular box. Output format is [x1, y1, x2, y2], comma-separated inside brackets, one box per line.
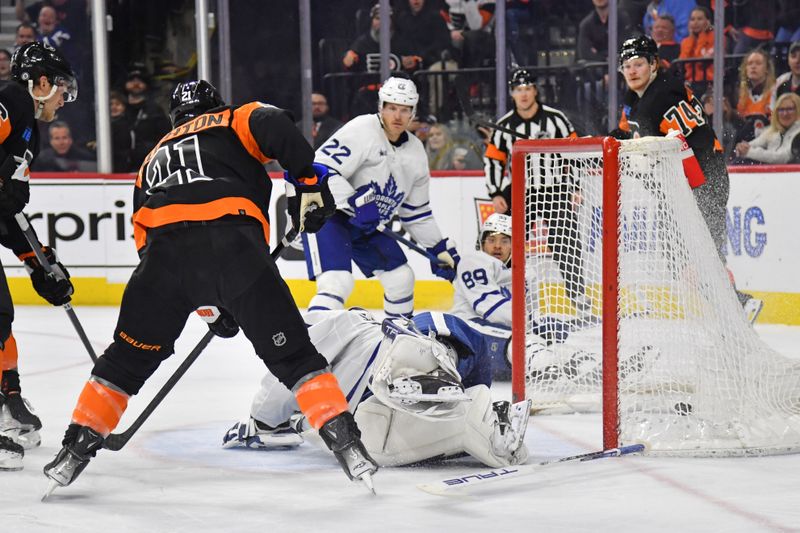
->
[509, 135, 800, 457]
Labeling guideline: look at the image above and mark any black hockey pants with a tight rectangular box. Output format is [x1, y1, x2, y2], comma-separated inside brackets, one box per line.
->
[92, 219, 327, 396]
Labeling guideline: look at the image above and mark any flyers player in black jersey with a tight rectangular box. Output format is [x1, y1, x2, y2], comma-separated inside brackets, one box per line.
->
[43, 80, 379, 494]
[0, 42, 77, 471]
[612, 35, 762, 321]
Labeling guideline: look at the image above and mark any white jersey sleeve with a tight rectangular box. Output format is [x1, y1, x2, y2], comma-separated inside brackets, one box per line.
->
[450, 252, 512, 327]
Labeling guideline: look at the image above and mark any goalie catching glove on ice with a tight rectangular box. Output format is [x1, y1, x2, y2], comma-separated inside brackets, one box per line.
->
[224, 309, 530, 469]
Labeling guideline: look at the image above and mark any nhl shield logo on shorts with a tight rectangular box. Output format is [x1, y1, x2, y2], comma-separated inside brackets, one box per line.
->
[272, 332, 287, 347]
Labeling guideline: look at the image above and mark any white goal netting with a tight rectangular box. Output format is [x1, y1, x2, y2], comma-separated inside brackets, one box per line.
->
[513, 136, 800, 457]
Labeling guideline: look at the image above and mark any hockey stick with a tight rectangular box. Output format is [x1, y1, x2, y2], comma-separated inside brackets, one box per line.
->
[13, 213, 98, 363]
[103, 227, 299, 451]
[417, 443, 645, 496]
[377, 225, 440, 263]
[453, 77, 529, 140]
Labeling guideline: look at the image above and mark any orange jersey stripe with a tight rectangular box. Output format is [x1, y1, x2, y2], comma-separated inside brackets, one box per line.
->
[294, 372, 349, 430]
[132, 197, 271, 250]
[232, 102, 271, 164]
[484, 143, 507, 163]
[0, 114, 11, 144]
[0, 333, 18, 370]
[71, 380, 129, 437]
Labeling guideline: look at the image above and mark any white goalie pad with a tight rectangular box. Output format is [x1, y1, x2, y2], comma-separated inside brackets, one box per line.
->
[369, 319, 470, 420]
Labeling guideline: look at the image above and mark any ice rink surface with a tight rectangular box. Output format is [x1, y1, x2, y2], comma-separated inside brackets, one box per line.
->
[2, 306, 799, 533]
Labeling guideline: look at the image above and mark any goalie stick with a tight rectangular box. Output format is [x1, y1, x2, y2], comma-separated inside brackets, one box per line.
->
[103, 227, 299, 451]
[14, 212, 98, 363]
[417, 443, 645, 496]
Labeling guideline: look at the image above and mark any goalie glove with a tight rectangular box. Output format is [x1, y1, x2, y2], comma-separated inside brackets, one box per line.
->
[285, 163, 336, 233]
[22, 247, 73, 306]
[426, 238, 460, 282]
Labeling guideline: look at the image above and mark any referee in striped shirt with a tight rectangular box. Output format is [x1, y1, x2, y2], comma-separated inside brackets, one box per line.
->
[483, 68, 591, 312]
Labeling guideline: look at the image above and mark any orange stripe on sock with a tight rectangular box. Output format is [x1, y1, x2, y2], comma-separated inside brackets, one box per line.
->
[0, 334, 18, 371]
[71, 380, 129, 437]
[294, 373, 348, 430]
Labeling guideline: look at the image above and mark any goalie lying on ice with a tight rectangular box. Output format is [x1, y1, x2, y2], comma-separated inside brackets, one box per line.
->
[224, 309, 531, 468]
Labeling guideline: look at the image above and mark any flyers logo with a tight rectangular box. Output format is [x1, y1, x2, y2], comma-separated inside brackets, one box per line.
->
[0, 102, 8, 121]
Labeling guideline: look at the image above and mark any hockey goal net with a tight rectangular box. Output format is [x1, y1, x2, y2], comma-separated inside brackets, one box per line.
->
[510, 136, 800, 456]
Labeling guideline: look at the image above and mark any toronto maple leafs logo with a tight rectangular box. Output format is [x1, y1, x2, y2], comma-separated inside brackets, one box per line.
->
[368, 174, 405, 220]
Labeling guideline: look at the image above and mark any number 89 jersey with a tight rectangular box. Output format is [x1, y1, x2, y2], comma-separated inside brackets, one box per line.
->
[616, 71, 722, 160]
[133, 102, 316, 251]
[450, 252, 512, 327]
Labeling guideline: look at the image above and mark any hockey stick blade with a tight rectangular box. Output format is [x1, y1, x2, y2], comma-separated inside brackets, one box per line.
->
[416, 443, 646, 496]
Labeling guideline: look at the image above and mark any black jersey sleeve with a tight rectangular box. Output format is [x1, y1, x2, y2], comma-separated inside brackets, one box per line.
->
[232, 102, 316, 180]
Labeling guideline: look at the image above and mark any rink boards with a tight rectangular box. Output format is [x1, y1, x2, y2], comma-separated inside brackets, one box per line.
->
[1, 166, 798, 324]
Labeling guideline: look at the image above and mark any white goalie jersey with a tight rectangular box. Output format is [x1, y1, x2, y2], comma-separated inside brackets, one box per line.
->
[450, 252, 512, 328]
[314, 114, 444, 248]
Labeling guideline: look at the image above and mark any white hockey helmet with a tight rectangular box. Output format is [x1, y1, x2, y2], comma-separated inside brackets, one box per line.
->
[477, 213, 512, 250]
[369, 319, 470, 421]
[378, 76, 419, 116]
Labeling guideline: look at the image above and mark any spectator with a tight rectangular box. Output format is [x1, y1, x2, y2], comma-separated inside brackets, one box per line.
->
[442, 0, 496, 68]
[775, 0, 800, 45]
[651, 13, 680, 66]
[771, 41, 800, 111]
[505, 0, 534, 65]
[102, 90, 134, 172]
[643, 0, 696, 42]
[297, 92, 343, 150]
[426, 122, 457, 170]
[734, 92, 800, 164]
[729, 0, 776, 54]
[701, 92, 741, 160]
[393, 0, 450, 71]
[33, 121, 96, 172]
[578, 0, 633, 62]
[733, 48, 776, 143]
[124, 64, 171, 169]
[620, 0, 650, 33]
[16, 0, 89, 37]
[450, 146, 470, 170]
[14, 22, 36, 49]
[678, 6, 716, 95]
[343, 4, 404, 74]
[0, 50, 11, 81]
[409, 113, 436, 144]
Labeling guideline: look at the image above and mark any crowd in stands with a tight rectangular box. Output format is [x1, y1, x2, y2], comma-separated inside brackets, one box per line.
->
[4, 0, 800, 173]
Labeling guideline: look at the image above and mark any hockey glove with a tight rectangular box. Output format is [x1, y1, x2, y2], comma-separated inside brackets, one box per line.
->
[208, 308, 240, 338]
[426, 238, 460, 282]
[0, 177, 29, 216]
[23, 247, 73, 306]
[347, 185, 380, 233]
[285, 163, 336, 233]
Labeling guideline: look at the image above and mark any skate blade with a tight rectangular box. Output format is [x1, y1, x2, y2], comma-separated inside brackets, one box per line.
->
[358, 471, 376, 495]
[41, 479, 60, 502]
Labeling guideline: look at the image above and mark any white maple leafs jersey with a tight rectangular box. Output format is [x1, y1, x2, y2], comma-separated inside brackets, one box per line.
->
[450, 252, 512, 327]
[315, 114, 444, 248]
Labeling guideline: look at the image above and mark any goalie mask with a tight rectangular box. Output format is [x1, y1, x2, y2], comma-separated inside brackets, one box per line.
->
[478, 213, 512, 265]
[369, 319, 469, 420]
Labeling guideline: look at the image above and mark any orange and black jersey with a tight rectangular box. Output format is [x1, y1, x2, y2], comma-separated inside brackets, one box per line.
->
[614, 71, 722, 160]
[133, 102, 317, 251]
[0, 80, 41, 257]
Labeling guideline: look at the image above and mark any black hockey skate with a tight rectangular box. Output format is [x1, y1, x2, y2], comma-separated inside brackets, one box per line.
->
[318, 412, 378, 494]
[0, 391, 41, 449]
[42, 424, 105, 500]
[0, 434, 24, 471]
[4, 393, 42, 430]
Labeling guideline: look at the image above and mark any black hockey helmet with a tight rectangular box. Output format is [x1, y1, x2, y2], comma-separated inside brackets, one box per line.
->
[11, 41, 77, 102]
[169, 80, 226, 127]
[619, 35, 659, 67]
[509, 68, 536, 90]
